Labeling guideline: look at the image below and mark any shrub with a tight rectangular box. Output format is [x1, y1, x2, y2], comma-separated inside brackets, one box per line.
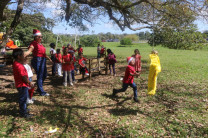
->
[120, 38, 132, 45]
[80, 35, 101, 47]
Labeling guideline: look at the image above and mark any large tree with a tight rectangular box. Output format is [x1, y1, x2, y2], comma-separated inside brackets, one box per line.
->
[0, 0, 208, 46]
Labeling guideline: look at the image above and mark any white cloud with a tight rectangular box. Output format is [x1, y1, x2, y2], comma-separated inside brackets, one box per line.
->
[51, 9, 64, 17]
[44, 0, 61, 9]
[104, 22, 114, 29]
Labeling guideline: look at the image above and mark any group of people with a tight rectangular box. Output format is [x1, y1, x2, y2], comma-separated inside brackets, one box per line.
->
[12, 29, 91, 118]
[12, 29, 159, 118]
[49, 43, 89, 86]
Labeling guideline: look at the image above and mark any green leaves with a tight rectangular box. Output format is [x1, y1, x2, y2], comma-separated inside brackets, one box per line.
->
[80, 35, 101, 47]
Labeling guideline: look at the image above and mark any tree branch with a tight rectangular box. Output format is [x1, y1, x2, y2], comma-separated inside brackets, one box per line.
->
[1, 0, 24, 47]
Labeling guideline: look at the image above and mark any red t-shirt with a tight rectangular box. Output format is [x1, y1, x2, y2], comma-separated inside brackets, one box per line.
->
[132, 54, 141, 72]
[100, 48, 105, 54]
[70, 56, 76, 70]
[13, 61, 28, 88]
[55, 53, 62, 63]
[123, 65, 135, 84]
[29, 40, 46, 57]
[78, 48, 83, 54]
[78, 57, 87, 67]
[62, 54, 71, 71]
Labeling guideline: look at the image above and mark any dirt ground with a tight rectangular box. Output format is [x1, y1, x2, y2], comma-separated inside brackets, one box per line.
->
[0, 60, 207, 137]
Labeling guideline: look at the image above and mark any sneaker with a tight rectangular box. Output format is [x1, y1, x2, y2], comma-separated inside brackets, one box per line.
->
[133, 98, 140, 103]
[43, 93, 50, 96]
[59, 74, 63, 77]
[27, 99, 34, 104]
[85, 73, 89, 76]
[70, 82, 73, 86]
[63, 83, 67, 87]
[23, 113, 34, 119]
[112, 89, 117, 97]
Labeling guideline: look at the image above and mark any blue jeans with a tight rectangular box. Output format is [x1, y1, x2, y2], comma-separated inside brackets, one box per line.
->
[31, 57, 47, 95]
[115, 82, 138, 98]
[97, 52, 101, 58]
[71, 70, 75, 81]
[17, 87, 28, 116]
[109, 63, 115, 74]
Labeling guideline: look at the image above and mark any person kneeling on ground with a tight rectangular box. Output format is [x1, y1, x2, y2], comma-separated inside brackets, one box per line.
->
[78, 53, 89, 78]
[113, 57, 140, 103]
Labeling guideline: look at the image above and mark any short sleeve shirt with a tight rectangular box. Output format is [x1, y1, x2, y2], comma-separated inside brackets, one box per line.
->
[23, 64, 33, 78]
[13, 61, 28, 88]
[78, 48, 83, 54]
[29, 40, 46, 57]
[55, 53, 62, 63]
[123, 65, 135, 84]
[70, 56, 76, 70]
[100, 48, 105, 54]
[62, 54, 71, 71]
[78, 57, 87, 67]
[50, 48, 56, 55]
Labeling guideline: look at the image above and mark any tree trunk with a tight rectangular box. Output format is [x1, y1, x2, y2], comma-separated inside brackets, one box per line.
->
[1, 0, 24, 47]
[0, 0, 11, 21]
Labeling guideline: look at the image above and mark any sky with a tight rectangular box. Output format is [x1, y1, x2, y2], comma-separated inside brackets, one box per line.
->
[8, 0, 208, 35]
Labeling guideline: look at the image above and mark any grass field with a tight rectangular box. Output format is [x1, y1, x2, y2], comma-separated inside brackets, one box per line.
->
[0, 42, 208, 137]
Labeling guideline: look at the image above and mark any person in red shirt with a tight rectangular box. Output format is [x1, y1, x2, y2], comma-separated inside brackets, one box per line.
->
[12, 49, 34, 118]
[112, 57, 140, 103]
[78, 53, 89, 78]
[55, 49, 62, 76]
[24, 29, 52, 96]
[62, 45, 65, 52]
[107, 49, 117, 76]
[77, 45, 83, 56]
[69, 50, 77, 83]
[132, 49, 142, 73]
[62, 47, 73, 86]
[67, 44, 76, 53]
[100, 45, 105, 57]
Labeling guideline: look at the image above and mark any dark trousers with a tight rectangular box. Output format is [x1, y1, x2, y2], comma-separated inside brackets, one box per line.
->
[31, 57, 47, 95]
[80, 67, 88, 74]
[71, 70, 75, 81]
[109, 63, 115, 74]
[115, 82, 138, 98]
[17, 87, 28, 116]
[51, 56, 56, 75]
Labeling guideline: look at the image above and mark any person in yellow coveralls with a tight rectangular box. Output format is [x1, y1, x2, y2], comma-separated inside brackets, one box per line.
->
[148, 50, 161, 95]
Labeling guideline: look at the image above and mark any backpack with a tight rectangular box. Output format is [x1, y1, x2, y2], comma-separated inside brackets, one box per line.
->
[108, 53, 116, 64]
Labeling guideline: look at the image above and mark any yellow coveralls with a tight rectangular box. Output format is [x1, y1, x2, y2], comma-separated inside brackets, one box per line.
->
[148, 54, 161, 95]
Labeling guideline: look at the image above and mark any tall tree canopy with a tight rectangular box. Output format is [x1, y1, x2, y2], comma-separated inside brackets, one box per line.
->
[1, 0, 208, 30]
[0, 0, 208, 46]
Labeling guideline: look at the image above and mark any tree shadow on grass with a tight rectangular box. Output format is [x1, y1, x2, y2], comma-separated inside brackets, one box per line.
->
[0, 107, 19, 117]
[108, 108, 138, 116]
[0, 92, 18, 103]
